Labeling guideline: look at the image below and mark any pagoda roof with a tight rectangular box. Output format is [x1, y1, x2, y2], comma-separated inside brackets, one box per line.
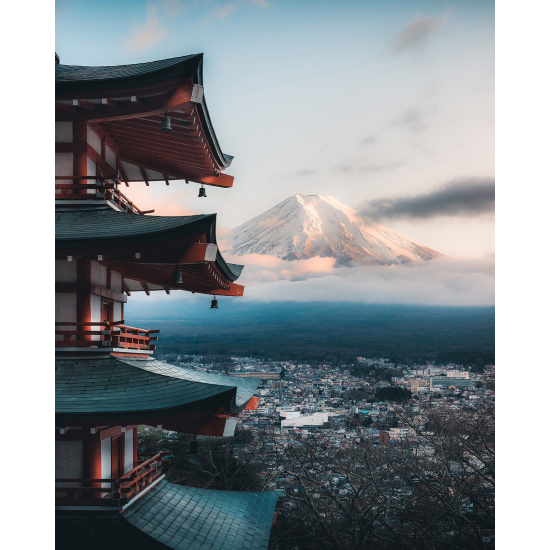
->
[55, 208, 243, 295]
[56, 356, 258, 432]
[123, 480, 278, 550]
[56, 54, 234, 184]
[56, 481, 278, 550]
[55, 55, 203, 90]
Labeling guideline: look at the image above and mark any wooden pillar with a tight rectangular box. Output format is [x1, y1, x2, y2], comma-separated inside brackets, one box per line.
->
[133, 427, 138, 470]
[76, 260, 92, 339]
[82, 439, 102, 497]
[73, 122, 88, 193]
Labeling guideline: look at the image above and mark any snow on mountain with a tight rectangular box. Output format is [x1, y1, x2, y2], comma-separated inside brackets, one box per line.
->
[227, 194, 442, 266]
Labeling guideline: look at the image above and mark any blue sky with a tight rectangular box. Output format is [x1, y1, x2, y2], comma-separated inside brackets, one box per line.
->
[56, 0, 495, 305]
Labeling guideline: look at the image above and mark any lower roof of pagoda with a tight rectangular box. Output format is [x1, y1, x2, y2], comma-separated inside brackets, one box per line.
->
[56, 355, 259, 427]
[56, 480, 278, 550]
[124, 480, 278, 550]
[55, 207, 243, 296]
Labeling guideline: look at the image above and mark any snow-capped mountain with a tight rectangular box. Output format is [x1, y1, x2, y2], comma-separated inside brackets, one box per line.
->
[227, 194, 442, 266]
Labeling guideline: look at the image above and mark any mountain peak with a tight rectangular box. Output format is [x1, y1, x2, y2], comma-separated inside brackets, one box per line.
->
[227, 194, 442, 266]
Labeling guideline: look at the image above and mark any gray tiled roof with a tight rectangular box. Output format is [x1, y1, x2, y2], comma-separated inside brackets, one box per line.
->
[123, 480, 278, 550]
[55, 208, 210, 242]
[55, 55, 201, 83]
[55, 54, 233, 170]
[55, 208, 243, 282]
[56, 356, 259, 417]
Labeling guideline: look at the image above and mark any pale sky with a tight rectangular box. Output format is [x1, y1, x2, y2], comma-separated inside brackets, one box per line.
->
[56, 0, 494, 258]
[56, 0, 494, 305]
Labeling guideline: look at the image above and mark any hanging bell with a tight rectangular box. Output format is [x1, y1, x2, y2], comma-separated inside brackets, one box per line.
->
[210, 296, 219, 309]
[160, 111, 172, 132]
[172, 264, 183, 284]
[198, 185, 207, 198]
[189, 435, 198, 455]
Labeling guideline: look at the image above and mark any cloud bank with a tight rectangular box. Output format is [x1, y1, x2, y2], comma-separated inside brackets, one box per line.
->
[359, 178, 495, 221]
[223, 253, 494, 307]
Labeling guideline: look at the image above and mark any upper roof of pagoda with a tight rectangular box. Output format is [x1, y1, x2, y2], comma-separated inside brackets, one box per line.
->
[55, 54, 234, 187]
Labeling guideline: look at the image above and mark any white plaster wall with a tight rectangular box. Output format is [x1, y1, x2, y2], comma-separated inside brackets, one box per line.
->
[55, 121, 73, 143]
[101, 437, 112, 488]
[87, 157, 97, 193]
[90, 295, 102, 322]
[113, 301, 122, 322]
[55, 260, 77, 283]
[55, 153, 73, 176]
[55, 440, 83, 492]
[90, 295, 102, 340]
[91, 261, 108, 287]
[110, 270, 123, 292]
[105, 145, 116, 170]
[124, 430, 134, 473]
[87, 126, 102, 156]
[55, 293, 77, 328]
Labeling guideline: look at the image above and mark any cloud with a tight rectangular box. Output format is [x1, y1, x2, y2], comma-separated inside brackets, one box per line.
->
[204, 0, 269, 22]
[161, 0, 184, 17]
[360, 134, 378, 146]
[392, 107, 428, 133]
[292, 169, 318, 177]
[223, 253, 494, 306]
[332, 160, 404, 174]
[359, 177, 495, 221]
[210, 2, 240, 20]
[126, 2, 167, 52]
[391, 15, 444, 55]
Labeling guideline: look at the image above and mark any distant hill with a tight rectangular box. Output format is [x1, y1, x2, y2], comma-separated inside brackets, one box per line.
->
[126, 300, 494, 366]
[227, 194, 442, 266]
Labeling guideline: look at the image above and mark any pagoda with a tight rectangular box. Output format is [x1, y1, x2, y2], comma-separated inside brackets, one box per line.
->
[55, 53, 278, 549]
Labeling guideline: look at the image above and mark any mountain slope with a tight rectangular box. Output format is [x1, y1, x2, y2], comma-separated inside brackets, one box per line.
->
[227, 194, 442, 265]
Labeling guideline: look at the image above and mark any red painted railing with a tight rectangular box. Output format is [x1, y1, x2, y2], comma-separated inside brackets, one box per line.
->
[55, 452, 170, 507]
[55, 320, 159, 351]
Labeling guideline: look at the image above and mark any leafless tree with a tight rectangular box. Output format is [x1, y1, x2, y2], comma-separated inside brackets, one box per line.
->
[266, 403, 494, 550]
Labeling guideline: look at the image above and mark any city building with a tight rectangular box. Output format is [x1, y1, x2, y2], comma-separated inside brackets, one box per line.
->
[55, 53, 278, 549]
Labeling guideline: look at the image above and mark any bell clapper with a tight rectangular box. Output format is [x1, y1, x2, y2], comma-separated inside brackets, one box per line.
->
[172, 263, 183, 284]
[160, 111, 172, 132]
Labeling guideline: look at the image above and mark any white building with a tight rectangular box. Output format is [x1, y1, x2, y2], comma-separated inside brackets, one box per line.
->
[281, 412, 329, 428]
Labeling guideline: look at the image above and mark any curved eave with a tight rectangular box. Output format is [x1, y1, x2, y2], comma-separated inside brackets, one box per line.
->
[56, 54, 232, 171]
[56, 357, 260, 425]
[55, 209, 244, 294]
[55, 54, 204, 93]
[123, 481, 278, 550]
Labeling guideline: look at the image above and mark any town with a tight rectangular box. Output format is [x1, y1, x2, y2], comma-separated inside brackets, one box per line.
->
[156, 353, 494, 450]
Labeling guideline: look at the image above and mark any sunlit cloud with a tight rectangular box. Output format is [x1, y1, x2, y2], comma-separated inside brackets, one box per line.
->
[235, 255, 494, 307]
[126, 1, 167, 52]
[359, 178, 495, 221]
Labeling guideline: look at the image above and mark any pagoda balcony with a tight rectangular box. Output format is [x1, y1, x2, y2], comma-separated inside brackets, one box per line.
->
[55, 452, 170, 509]
[55, 178, 153, 215]
[55, 321, 159, 353]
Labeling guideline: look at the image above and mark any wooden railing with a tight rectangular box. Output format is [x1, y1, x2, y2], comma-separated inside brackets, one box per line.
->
[55, 177, 154, 215]
[55, 452, 170, 507]
[55, 320, 159, 351]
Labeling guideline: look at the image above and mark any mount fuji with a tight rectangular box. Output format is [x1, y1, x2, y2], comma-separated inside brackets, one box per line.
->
[227, 194, 442, 266]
